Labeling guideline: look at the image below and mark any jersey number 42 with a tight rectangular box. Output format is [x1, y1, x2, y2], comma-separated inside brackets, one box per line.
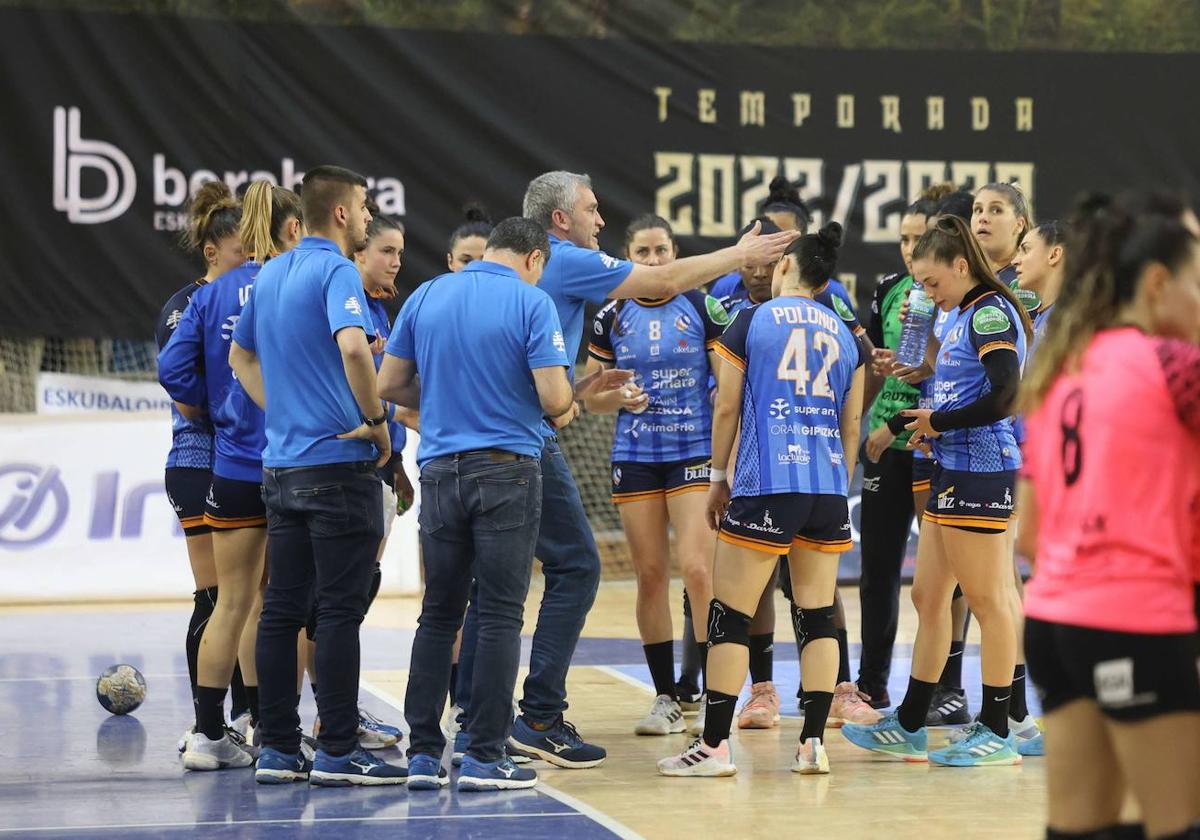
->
[776, 328, 840, 399]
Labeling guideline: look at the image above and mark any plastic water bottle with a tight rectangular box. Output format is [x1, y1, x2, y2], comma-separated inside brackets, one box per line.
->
[895, 284, 936, 368]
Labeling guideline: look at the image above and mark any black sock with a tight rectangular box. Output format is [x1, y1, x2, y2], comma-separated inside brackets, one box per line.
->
[748, 633, 774, 684]
[186, 587, 217, 713]
[195, 685, 228, 741]
[698, 642, 709, 692]
[835, 628, 851, 685]
[1010, 665, 1029, 720]
[701, 689, 738, 748]
[1046, 826, 1147, 840]
[800, 691, 834, 743]
[449, 663, 459, 706]
[939, 641, 965, 692]
[897, 677, 937, 733]
[244, 685, 260, 725]
[643, 641, 677, 699]
[679, 596, 700, 692]
[979, 683, 1011, 737]
[229, 662, 249, 720]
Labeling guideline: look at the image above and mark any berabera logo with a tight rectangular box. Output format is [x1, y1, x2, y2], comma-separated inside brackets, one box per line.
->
[769, 398, 791, 420]
[220, 314, 239, 341]
[0, 464, 69, 548]
[53, 106, 136, 225]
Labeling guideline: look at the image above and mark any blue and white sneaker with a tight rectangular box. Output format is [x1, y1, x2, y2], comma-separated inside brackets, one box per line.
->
[358, 708, 402, 750]
[929, 722, 1022, 767]
[255, 747, 312, 784]
[841, 711, 928, 762]
[450, 729, 470, 767]
[310, 748, 408, 786]
[406, 753, 449, 790]
[509, 717, 606, 769]
[1010, 715, 1044, 757]
[458, 754, 538, 791]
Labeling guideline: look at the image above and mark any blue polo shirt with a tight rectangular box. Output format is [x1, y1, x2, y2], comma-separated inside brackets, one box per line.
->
[539, 235, 634, 361]
[232, 236, 376, 468]
[386, 260, 569, 467]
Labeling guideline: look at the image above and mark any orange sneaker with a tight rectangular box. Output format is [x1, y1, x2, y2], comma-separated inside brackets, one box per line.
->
[736, 681, 781, 729]
[827, 681, 884, 728]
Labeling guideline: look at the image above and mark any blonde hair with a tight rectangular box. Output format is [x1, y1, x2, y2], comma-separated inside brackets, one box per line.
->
[239, 181, 302, 260]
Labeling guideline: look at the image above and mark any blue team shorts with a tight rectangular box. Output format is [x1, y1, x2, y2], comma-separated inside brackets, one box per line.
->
[923, 464, 1014, 533]
[719, 493, 851, 555]
[203, 474, 266, 530]
[911, 455, 936, 494]
[165, 467, 213, 536]
[611, 457, 711, 504]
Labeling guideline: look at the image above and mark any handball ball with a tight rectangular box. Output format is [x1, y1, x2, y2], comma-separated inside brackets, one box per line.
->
[96, 664, 146, 715]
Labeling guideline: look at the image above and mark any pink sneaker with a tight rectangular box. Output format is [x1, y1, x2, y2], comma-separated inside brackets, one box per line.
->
[737, 681, 781, 729]
[827, 681, 884, 728]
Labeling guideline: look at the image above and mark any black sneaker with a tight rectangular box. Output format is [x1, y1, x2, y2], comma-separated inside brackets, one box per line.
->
[925, 687, 972, 726]
[675, 681, 703, 712]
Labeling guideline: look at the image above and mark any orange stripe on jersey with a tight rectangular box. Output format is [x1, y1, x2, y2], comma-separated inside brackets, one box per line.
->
[717, 530, 785, 554]
[978, 341, 1017, 359]
[924, 512, 1008, 531]
[704, 339, 719, 349]
[665, 484, 708, 498]
[611, 489, 666, 504]
[712, 343, 746, 372]
[204, 514, 267, 529]
[179, 514, 206, 527]
[588, 343, 615, 360]
[911, 479, 932, 492]
[852, 325, 866, 337]
[792, 536, 853, 553]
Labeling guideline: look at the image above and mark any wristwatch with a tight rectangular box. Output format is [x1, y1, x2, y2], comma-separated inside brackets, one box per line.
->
[364, 411, 388, 427]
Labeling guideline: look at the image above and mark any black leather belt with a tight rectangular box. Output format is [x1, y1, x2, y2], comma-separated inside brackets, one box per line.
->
[453, 449, 520, 462]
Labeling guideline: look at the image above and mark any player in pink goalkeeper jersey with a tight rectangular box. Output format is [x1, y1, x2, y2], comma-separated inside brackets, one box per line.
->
[1018, 191, 1200, 840]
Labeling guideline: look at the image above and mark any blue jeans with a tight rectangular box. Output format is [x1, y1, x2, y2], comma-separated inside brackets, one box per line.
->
[256, 461, 382, 756]
[456, 437, 601, 725]
[405, 453, 542, 762]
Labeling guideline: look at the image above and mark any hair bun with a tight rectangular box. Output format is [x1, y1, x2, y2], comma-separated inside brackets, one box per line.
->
[817, 221, 843, 250]
[190, 180, 236, 215]
[462, 201, 492, 224]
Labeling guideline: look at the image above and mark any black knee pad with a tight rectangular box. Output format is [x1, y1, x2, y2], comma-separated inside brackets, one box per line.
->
[682, 588, 692, 618]
[706, 599, 751, 649]
[195, 585, 218, 611]
[791, 603, 837, 650]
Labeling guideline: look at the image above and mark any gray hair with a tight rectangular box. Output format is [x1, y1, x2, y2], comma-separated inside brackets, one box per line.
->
[523, 171, 592, 231]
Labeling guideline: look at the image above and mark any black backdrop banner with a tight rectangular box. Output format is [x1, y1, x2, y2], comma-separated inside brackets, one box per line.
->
[2, 7, 1198, 337]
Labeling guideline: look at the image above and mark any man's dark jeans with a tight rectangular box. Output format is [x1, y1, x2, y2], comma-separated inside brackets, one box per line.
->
[405, 453, 542, 763]
[256, 460, 382, 756]
[455, 437, 601, 726]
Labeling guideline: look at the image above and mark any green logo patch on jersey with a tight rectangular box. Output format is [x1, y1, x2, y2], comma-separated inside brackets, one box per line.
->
[705, 294, 731, 326]
[973, 305, 1012, 335]
[1014, 287, 1042, 313]
[831, 294, 854, 322]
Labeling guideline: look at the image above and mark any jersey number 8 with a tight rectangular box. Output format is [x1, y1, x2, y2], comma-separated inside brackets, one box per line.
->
[776, 329, 840, 399]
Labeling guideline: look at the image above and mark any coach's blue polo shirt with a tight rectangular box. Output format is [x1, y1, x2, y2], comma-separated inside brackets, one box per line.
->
[385, 260, 569, 468]
[232, 236, 376, 468]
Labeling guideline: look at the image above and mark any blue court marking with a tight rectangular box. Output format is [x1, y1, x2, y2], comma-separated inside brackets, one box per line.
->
[0, 610, 637, 839]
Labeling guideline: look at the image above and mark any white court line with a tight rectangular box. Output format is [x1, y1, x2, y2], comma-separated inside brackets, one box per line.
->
[358, 676, 645, 840]
[591, 665, 655, 696]
[0, 812, 586, 834]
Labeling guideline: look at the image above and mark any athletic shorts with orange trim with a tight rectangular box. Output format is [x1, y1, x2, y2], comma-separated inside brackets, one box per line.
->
[911, 455, 936, 494]
[165, 467, 213, 536]
[922, 464, 1014, 533]
[611, 457, 711, 504]
[204, 474, 266, 529]
[718, 493, 852, 554]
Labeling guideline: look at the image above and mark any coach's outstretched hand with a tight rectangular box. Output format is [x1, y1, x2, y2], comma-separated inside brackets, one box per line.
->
[574, 366, 634, 399]
[737, 220, 802, 267]
[705, 480, 731, 532]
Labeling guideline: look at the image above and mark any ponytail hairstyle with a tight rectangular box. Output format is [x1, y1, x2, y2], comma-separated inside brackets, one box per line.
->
[240, 180, 302, 260]
[782, 221, 843, 288]
[761, 175, 811, 233]
[182, 180, 240, 252]
[912, 215, 1034, 341]
[1030, 219, 1066, 248]
[918, 181, 957, 204]
[366, 196, 404, 240]
[1020, 191, 1198, 412]
[976, 181, 1033, 244]
[623, 213, 676, 254]
[447, 202, 493, 253]
[936, 190, 975, 223]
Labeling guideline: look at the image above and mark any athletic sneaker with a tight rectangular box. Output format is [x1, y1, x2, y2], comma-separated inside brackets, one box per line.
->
[792, 737, 830, 774]
[828, 682, 884, 727]
[182, 731, 256, 771]
[358, 708, 402, 750]
[925, 687, 972, 726]
[300, 734, 317, 762]
[1010, 715, 1044, 756]
[635, 695, 686, 736]
[451, 729, 470, 767]
[657, 738, 736, 777]
[841, 711, 928, 761]
[177, 726, 194, 754]
[458, 754, 538, 791]
[225, 726, 259, 759]
[440, 704, 463, 743]
[309, 747, 408, 786]
[508, 716, 606, 769]
[737, 682, 781, 729]
[676, 683, 703, 713]
[687, 695, 707, 736]
[858, 684, 891, 710]
[406, 753, 450, 790]
[230, 711, 252, 738]
[507, 746, 533, 765]
[255, 747, 312, 784]
[929, 722, 1021, 767]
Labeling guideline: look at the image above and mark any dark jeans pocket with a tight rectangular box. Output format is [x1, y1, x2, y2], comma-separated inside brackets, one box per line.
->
[477, 476, 533, 531]
[418, 477, 443, 535]
[291, 484, 349, 537]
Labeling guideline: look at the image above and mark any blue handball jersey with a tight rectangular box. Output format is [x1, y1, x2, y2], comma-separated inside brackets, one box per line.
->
[158, 260, 267, 483]
[931, 290, 1028, 472]
[717, 276, 862, 336]
[366, 295, 407, 456]
[914, 306, 958, 462]
[715, 296, 863, 497]
[155, 280, 214, 470]
[589, 291, 729, 463]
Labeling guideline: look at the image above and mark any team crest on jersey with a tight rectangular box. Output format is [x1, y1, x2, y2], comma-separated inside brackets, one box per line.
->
[220, 314, 240, 341]
[768, 399, 791, 419]
[674, 313, 693, 332]
[599, 253, 622, 270]
[946, 323, 965, 344]
[972, 305, 1011, 335]
[705, 295, 731, 326]
[831, 295, 854, 322]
